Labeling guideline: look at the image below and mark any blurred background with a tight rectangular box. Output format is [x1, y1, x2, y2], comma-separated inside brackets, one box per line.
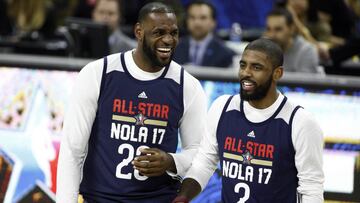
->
[0, 0, 359, 202]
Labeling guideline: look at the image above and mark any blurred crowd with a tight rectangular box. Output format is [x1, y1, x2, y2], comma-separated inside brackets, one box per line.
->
[0, 0, 360, 75]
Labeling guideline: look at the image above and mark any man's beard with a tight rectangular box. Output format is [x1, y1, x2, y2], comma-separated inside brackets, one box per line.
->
[240, 75, 272, 101]
[142, 36, 172, 67]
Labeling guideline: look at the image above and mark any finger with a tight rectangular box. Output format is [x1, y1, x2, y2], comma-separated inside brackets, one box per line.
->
[132, 160, 162, 168]
[134, 154, 159, 162]
[135, 166, 158, 174]
[139, 148, 160, 155]
[132, 160, 149, 168]
[135, 167, 164, 176]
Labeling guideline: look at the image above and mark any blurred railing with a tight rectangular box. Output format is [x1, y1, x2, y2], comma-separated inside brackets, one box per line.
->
[1, 53, 360, 89]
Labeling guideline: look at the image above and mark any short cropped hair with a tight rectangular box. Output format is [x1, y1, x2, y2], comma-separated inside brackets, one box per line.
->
[267, 7, 294, 26]
[186, 0, 217, 20]
[138, 2, 175, 23]
[245, 38, 284, 68]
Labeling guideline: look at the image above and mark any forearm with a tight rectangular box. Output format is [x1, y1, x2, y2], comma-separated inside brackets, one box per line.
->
[297, 166, 324, 202]
[302, 192, 324, 203]
[169, 146, 198, 176]
[293, 110, 324, 203]
[56, 114, 90, 203]
[56, 142, 83, 203]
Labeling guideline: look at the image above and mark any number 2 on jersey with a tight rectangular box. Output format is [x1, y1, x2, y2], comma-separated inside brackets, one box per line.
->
[116, 144, 149, 180]
[235, 182, 250, 203]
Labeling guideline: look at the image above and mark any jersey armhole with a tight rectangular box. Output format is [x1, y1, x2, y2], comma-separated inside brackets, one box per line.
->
[216, 95, 234, 137]
[180, 67, 184, 110]
[289, 105, 303, 151]
[178, 67, 185, 128]
[289, 106, 303, 128]
[98, 56, 108, 103]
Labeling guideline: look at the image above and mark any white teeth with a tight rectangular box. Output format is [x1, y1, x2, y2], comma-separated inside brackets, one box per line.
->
[157, 48, 171, 52]
[243, 81, 253, 86]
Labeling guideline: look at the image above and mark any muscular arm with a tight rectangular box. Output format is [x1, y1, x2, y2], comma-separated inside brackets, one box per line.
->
[56, 60, 102, 203]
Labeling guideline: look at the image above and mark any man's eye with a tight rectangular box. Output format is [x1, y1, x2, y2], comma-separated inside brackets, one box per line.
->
[153, 30, 164, 36]
[171, 31, 178, 36]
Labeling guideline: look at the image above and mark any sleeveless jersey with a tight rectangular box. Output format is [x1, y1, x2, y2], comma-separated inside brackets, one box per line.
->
[217, 95, 302, 203]
[79, 53, 184, 202]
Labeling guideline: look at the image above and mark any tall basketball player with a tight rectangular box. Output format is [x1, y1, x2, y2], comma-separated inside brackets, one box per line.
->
[56, 2, 207, 203]
[173, 38, 324, 203]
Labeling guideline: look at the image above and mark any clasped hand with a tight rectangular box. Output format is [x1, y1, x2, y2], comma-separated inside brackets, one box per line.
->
[132, 148, 175, 177]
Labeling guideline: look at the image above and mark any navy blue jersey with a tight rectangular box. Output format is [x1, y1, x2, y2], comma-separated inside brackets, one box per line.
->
[217, 95, 301, 203]
[79, 53, 184, 202]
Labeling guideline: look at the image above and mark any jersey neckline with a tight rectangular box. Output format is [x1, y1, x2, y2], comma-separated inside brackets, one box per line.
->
[120, 52, 170, 84]
[240, 96, 288, 126]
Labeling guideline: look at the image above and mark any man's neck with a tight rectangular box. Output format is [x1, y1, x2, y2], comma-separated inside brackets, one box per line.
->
[248, 90, 279, 109]
[132, 49, 162, 73]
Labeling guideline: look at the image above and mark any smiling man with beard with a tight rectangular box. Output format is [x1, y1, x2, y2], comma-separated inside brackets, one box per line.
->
[173, 38, 324, 203]
[56, 2, 208, 203]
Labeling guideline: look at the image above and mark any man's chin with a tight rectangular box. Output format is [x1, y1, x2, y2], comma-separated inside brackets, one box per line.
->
[192, 32, 207, 40]
[241, 94, 252, 101]
[156, 56, 172, 67]
[240, 91, 258, 101]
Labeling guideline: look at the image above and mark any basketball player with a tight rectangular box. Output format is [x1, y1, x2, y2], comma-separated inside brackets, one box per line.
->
[56, 3, 207, 203]
[173, 38, 324, 203]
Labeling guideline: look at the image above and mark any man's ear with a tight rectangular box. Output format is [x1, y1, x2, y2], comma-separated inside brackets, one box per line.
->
[273, 66, 283, 81]
[134, 22, 143, 41]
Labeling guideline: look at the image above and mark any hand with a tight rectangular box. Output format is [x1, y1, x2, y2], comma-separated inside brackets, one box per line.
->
[132, 148, 176, 177]
[316, 42, 330, 61]
[174, 178, 201, 202]
[172, 196, 190, 203]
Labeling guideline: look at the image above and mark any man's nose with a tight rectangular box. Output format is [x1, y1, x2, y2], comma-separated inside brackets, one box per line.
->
[240, 66, 252, 77]
[162, 34, 175, 44]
